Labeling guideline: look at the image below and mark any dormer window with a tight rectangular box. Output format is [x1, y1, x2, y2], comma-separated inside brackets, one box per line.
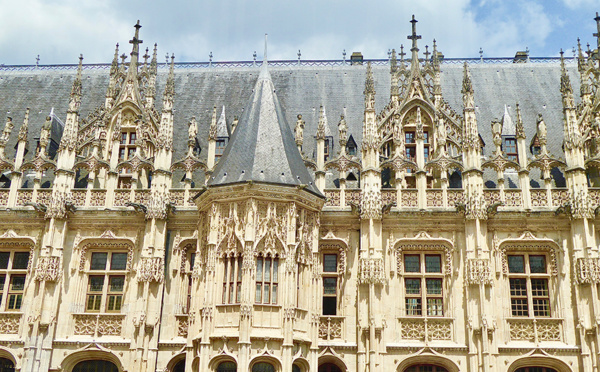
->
[324, 137, 333, 161]
[503, 137, 518, 162]
[215, 139, 227, 160]
[346, 135, 357, 156]
[530, 136, 541, 156]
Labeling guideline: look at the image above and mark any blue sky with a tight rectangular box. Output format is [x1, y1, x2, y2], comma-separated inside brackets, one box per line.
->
[0, 0, 598, 64]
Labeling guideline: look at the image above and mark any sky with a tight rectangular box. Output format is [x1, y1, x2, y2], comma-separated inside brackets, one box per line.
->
[0, 0, 598, 65]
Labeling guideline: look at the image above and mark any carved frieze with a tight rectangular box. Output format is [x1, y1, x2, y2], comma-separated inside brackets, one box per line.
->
[34, 256, 61, 282]
[358, 257, 385, 285]
[138, 257, 164, 283]
[465, 258, 492, 286]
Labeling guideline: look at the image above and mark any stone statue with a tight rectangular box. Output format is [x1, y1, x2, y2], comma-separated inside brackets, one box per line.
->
[188, 116, 198, 142]
[295, 114, 305, 145]
[536, 114, 547, 145]
[1, 117, 13, 144]
[338, 114, 347, 144]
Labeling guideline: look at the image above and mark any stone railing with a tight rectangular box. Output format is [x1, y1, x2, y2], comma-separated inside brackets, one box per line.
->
[507, 318, 561, 342]
[90, 190, 107, 206]
[0, 190, 8, 207]
[483, 189, 501, 205]
[588, 188, 600, 206]
[530, 189, 548, 207]
[134, 189, 151, 205]
[73, 313, 125, 337]
[71, 189, 87, 206]
[16, 189, 33, 205]
[426, 189, 444, 207]
[504, 190, 523, 207]
[398, 317, 452, 341]
[175, 314, 189, 337]
[318, 316, 344, 340]
[37, 189, 52, 205]
[0, 312, 21, 334]
[113, 189, 131, 207]
[400, 189, 418, 207]
[170, 189, 186, 207]
[381, 189, 396, 205]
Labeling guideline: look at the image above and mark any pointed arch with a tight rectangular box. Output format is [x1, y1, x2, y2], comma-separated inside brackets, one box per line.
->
[60, 347, 125, 372]
[507, 355, 572, 372]
[396, 355, 459, 372]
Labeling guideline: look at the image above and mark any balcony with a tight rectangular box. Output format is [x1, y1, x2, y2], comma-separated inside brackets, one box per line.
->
[398, 317, 452, 341]
[73, 313, 125, 337]
[507, 318, 562, 342]
[318, 316, 344, 341]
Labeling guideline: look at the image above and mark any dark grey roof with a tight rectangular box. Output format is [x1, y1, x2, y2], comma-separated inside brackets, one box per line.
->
[207, 63, 321, 196]
[0, 60, 580, 167]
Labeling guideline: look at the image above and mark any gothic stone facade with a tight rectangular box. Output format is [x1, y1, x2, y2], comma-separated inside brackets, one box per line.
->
[0, 16, 599, 372]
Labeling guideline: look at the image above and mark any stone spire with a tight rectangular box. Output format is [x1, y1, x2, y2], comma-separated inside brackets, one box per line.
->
[364, 62, 375, 112]
[390, 48, 399, 100]
[145, 44, 158, 107]
[216, 106, 228, 138]
[157, 54, 175, 159]
[105, 44, 120, 108]
[594, 12, 600, 58]
[408, 15, 422, 68]
[207, 38, 320, 196]
[59, 55, 83, 153]
[127, 20, 143, 80]
[461, 63, 480, 168]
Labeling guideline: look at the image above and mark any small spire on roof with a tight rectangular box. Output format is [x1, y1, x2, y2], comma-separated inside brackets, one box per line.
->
[501, 105, 515, 136]
[408, 15, 421, 53]
[594, 12, 600, 51]
[258, 34, 271, 81]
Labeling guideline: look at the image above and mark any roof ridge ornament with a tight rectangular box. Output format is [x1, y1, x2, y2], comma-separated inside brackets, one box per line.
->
[408, 15, 421, 54]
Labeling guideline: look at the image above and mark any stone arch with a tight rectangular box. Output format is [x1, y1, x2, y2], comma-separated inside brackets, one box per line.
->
[396, 355, 459, 372]
[77, 238, 135, 273]
[292, 357, 310, 372]
[393, 231, 454, 276]
[207, 354, 238, 371]
[249, 355, 282, 372]
[60, 349, 125, 372]
[507, 356, 572, 372]
[317, 354, 347, 371]
[0, 347, 17, 370]
[165, 353, 186, 372]
[497, 231, 560, 277]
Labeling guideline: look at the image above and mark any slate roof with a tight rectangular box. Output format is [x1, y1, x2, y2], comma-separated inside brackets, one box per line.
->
[207, 62, 322, 196]
[0, 60, 580, 169]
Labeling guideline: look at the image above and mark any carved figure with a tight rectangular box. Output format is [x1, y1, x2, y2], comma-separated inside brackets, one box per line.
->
[338, 114, 347, 143]
[295, 114, 305, 145]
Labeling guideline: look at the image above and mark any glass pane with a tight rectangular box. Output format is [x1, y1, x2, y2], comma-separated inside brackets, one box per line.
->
[256, 258, 263, 281]
[108, 295, 122, 311]
[264, 284, 270, 303]
[272, 284, 277, 304]
[531, 278, 549, 297]
[510, 278, 528, 296]
[406, 298, 422, 316]
[12, 252, 30, 270]
[511, 298, 529, 316]
[9, 276, 25, 291]
[426, 278, 442, 295]
[252, 362, 275, 372]
[189, 253, 196, 271]
[0, 252, 9, 269]
[89, 276, 105, 292]
[425, 255, 441, 273]
[264, 259, 271, 281]
[110, 253, 127, 270]
[0, 275, 5, 290]
[236, 283, 241, 303]
[529, 255, 547, 273]
[323, 254, 338, 272]
[404, 255, 420, 272]
[508, 255, 525, 273]
[73, 360, 119, 372]
[237, 257, 243, 280]
[323, 277, 337, 295]
[109, 276, 124, 292]
[91, 252, 108, 270]
[427, 298, 443, 316]
[405, 278, 421, 295]
[272, 259, 278, 282]
[323, 296, 337, 315]
[533, 298, 550, 317]
[7, 294, 21, 310]
[255, 283, 262, 303]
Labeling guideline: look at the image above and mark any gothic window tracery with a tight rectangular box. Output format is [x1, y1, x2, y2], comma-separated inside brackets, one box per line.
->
[0, 249, 30, 311]
[85, 251, 128, 313]
[255, 253, 279, 305]
[222, 254, 242, 304]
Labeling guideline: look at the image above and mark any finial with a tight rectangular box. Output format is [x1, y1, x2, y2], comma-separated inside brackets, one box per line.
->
[120, 53, 127, 64]
[143, 47, 150, 64]
[36, 55, 40, 67]
[479, 47, 483, 61]
[594, 12, 600, 49]
[253, 51, 257, 62]
[166, 53, 169, 65]
[424, 45, 430, 61]
[400, 45, 406, 63]
[408, 15, 422, 52]
[264, 33, 268, 63]
[343, 49, 346, 61]
[297, 49, 301, 66]
[129, 20, 143, 56]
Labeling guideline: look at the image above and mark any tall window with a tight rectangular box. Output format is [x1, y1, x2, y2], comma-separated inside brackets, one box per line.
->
[222, 255, 242, 304]
[404, 253, 444, 317]
[256, 255, 278, 304]
[322, 254, 338, 315]
[508, 254, 550, 317]
[503, 137, 518, 162]
[184, 251, 195, 313]
[119, 131, 137, 161]
[405, 131, 416, 161]
[86, 251, 127, 313]
[0, 250, 30, 311]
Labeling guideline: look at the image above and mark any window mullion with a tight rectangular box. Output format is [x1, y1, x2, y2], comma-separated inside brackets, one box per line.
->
[101, 273, 109, 313]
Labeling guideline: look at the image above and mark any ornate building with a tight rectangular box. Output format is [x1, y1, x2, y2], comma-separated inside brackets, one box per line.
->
[0, 13, 600, 372]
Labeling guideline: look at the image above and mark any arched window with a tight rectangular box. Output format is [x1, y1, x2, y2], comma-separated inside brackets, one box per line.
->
[0, 358, 14, 372]
[319, 363, 342, 372]
[292, 364, 302, 372]
[515, 368, 557, 372]
[216, 361, 237, 372]
[172, 359, 185, 372]
[404, 365, 448, 372]
[252, 362, 275, 372]
[72, 360, 118, 372]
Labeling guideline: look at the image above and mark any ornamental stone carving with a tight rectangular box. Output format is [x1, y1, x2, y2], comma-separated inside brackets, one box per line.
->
[34, 256, 61, 282]
[358, 257, 385, 284]
[0, 313, 21, 334]
[360, 189, 382, 220]
[465, 258, 492, 286]
[575, 258, 600, 284]
[138, 257, 164, 283]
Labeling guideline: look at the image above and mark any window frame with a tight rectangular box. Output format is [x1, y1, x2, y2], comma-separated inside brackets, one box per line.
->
[402, 252, 445, 317]
[222, 254, 242, 305]
[85, 250, 129, 313]
[322, 253, 338, 316]
[0, 249, 31, 312]
[507, 253, 552, 318]
[255, 254, 279, 305]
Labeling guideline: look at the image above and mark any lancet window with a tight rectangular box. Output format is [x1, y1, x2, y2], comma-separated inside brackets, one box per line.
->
[508, 254, 551, 317]
[85, 251, 128, 313]
[0, 250, 30, 311]
[222, 254, 242, 304]
[255, 254, 279, 305]
[322, 253, 338, 315]
[184, 250, 195, 313]
[403, 253, 444, 317]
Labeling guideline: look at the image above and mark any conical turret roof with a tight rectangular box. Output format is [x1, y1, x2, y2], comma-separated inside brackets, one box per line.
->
[208, 55, 321, 197]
